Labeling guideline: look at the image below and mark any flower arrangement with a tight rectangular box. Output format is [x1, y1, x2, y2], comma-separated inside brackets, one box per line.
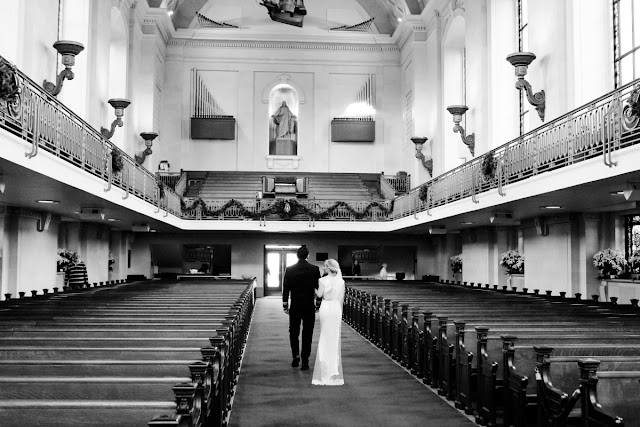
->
[481, 152, 497, 181]
[450, 255, 462, 274]
[499, 250, 524, 274]
[108, 252, 115, 271]
[57, 248, 79, 271]
[593, 248, 627, 278]
[628, 253, 640, 274]
[0, 58, 20, 104]
[418, 184, 430, 202]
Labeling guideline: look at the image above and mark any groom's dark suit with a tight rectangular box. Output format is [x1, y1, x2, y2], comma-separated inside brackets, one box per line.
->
[283, 258, 321, 365]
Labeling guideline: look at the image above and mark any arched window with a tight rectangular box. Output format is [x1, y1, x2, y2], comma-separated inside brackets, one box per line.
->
[268, 84, 299, 156]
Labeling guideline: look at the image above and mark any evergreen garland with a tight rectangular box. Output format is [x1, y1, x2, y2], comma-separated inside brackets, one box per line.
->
[179, 198, 394, 221]
[0, 59, 20, 104]
[481, 151, 497, 181]
[157, 181, 165, 199]
[418, 185, 430, 202]
[111, 149, 124, 174]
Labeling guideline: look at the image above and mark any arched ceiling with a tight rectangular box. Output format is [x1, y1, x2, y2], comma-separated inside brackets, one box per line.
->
[148, 0, 426, 35]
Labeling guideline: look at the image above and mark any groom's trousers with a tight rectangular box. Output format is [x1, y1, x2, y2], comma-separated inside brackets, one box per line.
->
[288, 306, 315, 362]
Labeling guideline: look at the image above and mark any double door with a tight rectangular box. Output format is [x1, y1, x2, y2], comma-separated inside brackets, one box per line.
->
[264, 246, 299, 296]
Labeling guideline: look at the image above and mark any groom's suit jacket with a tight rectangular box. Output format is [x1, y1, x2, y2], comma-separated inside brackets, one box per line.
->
[282, 259, 321, 312]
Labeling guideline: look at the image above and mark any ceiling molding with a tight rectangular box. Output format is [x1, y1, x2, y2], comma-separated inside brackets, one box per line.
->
[167, 39, 399, 52]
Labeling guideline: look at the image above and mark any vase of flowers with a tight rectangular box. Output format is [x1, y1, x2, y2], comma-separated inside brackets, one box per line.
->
[629, 253, 640, 279]
[57, 248, 78, 272]
[593, 248, 627, 279]
[108, 252, 115, 272]
[500, 250, 524, 274]
[450, 254, 462, 282]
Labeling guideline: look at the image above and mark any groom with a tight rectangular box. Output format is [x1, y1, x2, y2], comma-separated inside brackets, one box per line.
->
[282, 245, 321, 370]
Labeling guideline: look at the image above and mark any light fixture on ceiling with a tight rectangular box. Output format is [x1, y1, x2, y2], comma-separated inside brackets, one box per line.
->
[446, 105, 475, 156]
[167, 10, 174, 16]
[101, 98, 131, 139]
[541, 206, 564, 209]
[506, 52, 546, 121]
[429, 226, 447, 235]
[0, 174, 5, 194]
[43, 40, 85, 96]
[107, 218, 121, 222]
[610, 190, 625, 195]
[490, 212, 520, 225]
[37, 200, 60, 204]
[460, 221, 474, 225]
[397, 17, 402, 22]
[411, 137, 433, 176]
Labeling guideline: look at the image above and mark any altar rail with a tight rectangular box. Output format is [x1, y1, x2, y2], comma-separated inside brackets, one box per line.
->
[0, 56, 181, 217]
[392, 81, 640, 219]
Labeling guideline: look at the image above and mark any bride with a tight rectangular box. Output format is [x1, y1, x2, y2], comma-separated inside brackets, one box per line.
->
[312, 258, 345, 386]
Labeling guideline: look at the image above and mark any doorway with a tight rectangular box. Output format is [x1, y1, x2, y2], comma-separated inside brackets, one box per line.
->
[264, 245, 301, 296]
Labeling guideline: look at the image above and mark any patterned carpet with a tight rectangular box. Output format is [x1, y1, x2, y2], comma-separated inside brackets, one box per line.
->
[229, 297, 474, 427]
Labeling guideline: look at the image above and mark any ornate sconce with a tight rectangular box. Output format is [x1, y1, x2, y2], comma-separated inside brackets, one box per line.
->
[43, 40, 85, 96]
[506, 52, 546, 121]
[411, 137, 433, 176]
[446, 105, 475, 156]
[101, 98, 131, 139]
[135, 132, 158, 165]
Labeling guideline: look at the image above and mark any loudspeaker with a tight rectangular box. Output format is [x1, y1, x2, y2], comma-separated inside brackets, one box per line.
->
[79, 208, 105, 221]
[131, 224, 150, 232]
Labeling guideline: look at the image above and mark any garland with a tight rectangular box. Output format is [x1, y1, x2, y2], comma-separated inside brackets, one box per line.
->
[481, 152, 497, 181]
[157, 181, 165, 199]
[0, 59, 20, 104]
[180, 198, 395, 221]
[418, 185, 430, 202]
[111, 149, 124, 174]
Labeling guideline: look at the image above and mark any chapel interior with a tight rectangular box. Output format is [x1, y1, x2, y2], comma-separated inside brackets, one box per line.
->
[1, 0, 640, 425]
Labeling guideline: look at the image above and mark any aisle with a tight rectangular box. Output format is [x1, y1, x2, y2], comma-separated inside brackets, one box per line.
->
[230, 297, 474, 427]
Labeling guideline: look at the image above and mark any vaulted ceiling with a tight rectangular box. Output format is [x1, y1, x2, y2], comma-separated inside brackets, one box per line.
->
[148, 0, 427, 35]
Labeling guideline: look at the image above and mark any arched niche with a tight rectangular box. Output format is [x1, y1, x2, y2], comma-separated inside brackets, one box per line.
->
[268, 83, 299, 156]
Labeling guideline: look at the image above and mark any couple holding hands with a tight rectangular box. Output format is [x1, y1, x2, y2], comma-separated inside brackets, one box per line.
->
[282, 246, 345, 386]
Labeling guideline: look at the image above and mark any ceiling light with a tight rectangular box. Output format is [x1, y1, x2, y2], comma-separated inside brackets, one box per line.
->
[397, 17, 402, 22]
[167, 10, 174, 16]
[37, 200, 60, 204]
[460, 221, 474, 225]
[107, 218, 121, 222]
[542, 205, 563, 209]
[150, 229, 157, 233]
[610, 191, 624, 195]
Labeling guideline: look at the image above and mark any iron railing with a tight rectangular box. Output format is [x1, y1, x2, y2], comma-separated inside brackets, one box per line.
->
[2, 55, 640, 224]
[383, 173, 410, 194]
[392, 80, 640, 219]
[0, 56, 180, 217]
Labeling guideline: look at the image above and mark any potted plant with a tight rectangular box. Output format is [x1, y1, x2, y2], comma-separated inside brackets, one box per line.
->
[450, 254, 462, 282]
[500, 250, 524, 290]
[593, 248, 627, 279]
[108, 252, 115, 272]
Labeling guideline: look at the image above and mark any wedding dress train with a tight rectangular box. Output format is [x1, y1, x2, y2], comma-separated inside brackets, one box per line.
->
[312, 274, 345, 386]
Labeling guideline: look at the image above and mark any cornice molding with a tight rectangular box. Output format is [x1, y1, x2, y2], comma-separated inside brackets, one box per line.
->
[167, 39, 399, 52]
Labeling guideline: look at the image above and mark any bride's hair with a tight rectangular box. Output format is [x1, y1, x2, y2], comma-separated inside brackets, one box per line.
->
[324, 258, 341, 275]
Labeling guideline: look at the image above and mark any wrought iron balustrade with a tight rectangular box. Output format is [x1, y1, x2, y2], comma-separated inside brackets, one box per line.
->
[0, 56, 179, 217]
[393, 80, 640, 219]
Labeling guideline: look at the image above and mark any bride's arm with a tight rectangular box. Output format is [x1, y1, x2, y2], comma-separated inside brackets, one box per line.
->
[315, 280, 324, 298]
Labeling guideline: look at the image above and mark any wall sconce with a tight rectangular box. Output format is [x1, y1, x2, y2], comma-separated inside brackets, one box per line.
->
[43, 40, 85, 96]
[101, 98, 131, 139]
[411, 137, 433, 176]
[446, 105, 475, 156]
[135, 132, 158, 165]
[506, 52, 546, 121]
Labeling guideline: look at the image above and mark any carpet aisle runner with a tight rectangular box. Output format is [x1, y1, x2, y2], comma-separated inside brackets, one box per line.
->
[230, 297, 474, 427]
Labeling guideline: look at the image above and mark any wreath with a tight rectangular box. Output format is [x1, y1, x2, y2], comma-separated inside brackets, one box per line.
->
[0, 59, 20, 104]
[481, 152, 497, 181]
[111, 149, 124, 174]
[179, 198, 395, 221]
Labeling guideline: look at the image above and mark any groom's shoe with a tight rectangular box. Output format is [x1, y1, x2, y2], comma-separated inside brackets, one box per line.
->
[301, 360, 310, 371]
[291, 356, 300, 368]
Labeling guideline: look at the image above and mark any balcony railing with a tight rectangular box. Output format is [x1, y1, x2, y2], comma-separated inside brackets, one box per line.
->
[383, 173, 410, 194]
[2, 55, 640, 224]
[0, 56, 181, 217]
[393, 80, 640, 219]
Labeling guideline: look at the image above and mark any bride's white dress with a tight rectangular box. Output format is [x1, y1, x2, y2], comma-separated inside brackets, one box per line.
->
[312, 274, 345, 386]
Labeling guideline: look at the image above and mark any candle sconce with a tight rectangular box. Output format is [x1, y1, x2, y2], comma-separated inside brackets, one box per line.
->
[101, 98, 131, 139]
[446, 105, 475, 156]
[506, 52, 546, 121]
[43, 40, 85, 96]
[135, 132, 158, 165]
[411, 137, 432, 176]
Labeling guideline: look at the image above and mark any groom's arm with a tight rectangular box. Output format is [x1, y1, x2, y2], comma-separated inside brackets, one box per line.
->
[282, 268, 290, 312]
